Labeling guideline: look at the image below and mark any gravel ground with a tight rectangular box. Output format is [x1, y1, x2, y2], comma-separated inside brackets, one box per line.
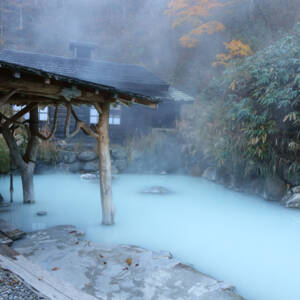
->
[0, 268, 47, 300]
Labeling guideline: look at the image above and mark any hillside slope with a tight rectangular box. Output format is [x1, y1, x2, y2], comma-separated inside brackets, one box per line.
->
[181, 23, 300, 187]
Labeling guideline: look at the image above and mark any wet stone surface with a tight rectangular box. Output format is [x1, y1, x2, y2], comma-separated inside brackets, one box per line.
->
[12, 225, 244, 300]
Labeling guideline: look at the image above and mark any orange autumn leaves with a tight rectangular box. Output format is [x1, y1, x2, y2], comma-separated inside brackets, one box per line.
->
[166, 0, 224, 20]
[166, 0, 253, 64]
[213, 40, 253, 66]
[179, 21, 225, 48]
[165, 0, 226, 48]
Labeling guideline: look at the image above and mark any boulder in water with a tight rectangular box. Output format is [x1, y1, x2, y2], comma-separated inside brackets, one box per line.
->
[80, 173, 98, 182]
[281, 186, 300, 208]
[142, 186, 171, 195]
[247, 177, 265, 196]
[36, 211, 47, 216]
[264, 175, 286, 201]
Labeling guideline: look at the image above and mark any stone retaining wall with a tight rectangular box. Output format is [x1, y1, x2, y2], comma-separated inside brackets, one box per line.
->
[35, 144, 128, 175]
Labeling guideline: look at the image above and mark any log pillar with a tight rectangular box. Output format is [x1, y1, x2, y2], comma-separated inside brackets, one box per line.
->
[96, 103, 115, 225]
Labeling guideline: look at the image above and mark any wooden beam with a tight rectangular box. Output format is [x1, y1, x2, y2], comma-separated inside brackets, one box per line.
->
[0, 77, 106, 103]
[117, 97, 157, 108]
[0, 68, 158, 108]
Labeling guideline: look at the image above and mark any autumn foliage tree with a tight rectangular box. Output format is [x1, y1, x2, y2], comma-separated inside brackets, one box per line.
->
[212, 40, 253, 66]
[165, 0, 228, 48]
[165, 0, 255, 71]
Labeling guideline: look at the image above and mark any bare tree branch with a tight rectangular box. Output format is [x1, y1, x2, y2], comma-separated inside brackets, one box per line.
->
[69, 106, 98, 139]
[36, 105, 58, 141]
[0, 90, 18, 107]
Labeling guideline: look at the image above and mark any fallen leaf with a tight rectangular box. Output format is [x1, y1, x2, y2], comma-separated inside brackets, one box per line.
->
[103, 261, 107, 265]
[123, 267, 129, 271]
[135, 264, 139, 267]
[125, 258, 132, 266]
[51, 267, 59, 271]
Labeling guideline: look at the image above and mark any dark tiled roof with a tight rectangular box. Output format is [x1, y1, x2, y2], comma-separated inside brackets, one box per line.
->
[0, 49, 169, 98]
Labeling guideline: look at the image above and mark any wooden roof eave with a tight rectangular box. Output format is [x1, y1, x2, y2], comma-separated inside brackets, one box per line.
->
[0, 61, 159, 108]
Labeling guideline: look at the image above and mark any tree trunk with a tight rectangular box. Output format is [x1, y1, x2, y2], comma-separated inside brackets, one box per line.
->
[97, 103, 115, 225]
[1, 107, 39, 204]
[20, 163, 35, 204]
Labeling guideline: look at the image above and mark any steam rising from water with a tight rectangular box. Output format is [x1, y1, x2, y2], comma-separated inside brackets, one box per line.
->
[1, 174, 300, 300]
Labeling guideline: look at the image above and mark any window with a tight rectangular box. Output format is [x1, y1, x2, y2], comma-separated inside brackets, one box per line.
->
[39, 107, 48, 121]
[90, 107, 98, 124]
[12, 105, 29, 120]
[89, 105, 121, 125]
[109, 105, 121, 125]
[12, 106, 48, 121]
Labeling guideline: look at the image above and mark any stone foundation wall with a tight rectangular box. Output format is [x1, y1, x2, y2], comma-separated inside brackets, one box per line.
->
[35, 144, 128, 175]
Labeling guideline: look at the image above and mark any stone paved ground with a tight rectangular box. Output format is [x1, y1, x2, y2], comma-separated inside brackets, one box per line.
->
[0, 268, 47, 300]
[12, 225, 245, 300]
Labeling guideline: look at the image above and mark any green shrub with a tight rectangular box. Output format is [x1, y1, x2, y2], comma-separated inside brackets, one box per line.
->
[180, 23, 300, 178]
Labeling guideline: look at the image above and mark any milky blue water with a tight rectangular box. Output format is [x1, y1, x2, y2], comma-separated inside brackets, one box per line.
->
[1, 174, 300, 300]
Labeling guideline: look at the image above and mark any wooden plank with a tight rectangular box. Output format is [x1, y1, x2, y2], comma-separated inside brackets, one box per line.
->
[0, 232, 13, 246]
[0, 247, 97, 300]
[0, 219, 26, 241]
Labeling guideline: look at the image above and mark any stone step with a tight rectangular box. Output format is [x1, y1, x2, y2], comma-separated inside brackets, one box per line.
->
[0, 219, 26, 241]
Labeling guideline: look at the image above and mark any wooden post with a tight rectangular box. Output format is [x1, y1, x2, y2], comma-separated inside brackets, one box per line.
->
[96, 103, 114, 225]
[9, 156, 13, 203]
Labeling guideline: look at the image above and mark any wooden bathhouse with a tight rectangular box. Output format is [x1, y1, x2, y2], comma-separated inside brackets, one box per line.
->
[0, 42, 192, 224]
[1, 42, 193, 144]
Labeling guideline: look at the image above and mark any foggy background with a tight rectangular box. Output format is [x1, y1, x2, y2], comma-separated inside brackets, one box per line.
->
[0, 0, 298, 95]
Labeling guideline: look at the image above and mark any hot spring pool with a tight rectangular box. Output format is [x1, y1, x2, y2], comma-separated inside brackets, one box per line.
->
[1, 174, 300, 300]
